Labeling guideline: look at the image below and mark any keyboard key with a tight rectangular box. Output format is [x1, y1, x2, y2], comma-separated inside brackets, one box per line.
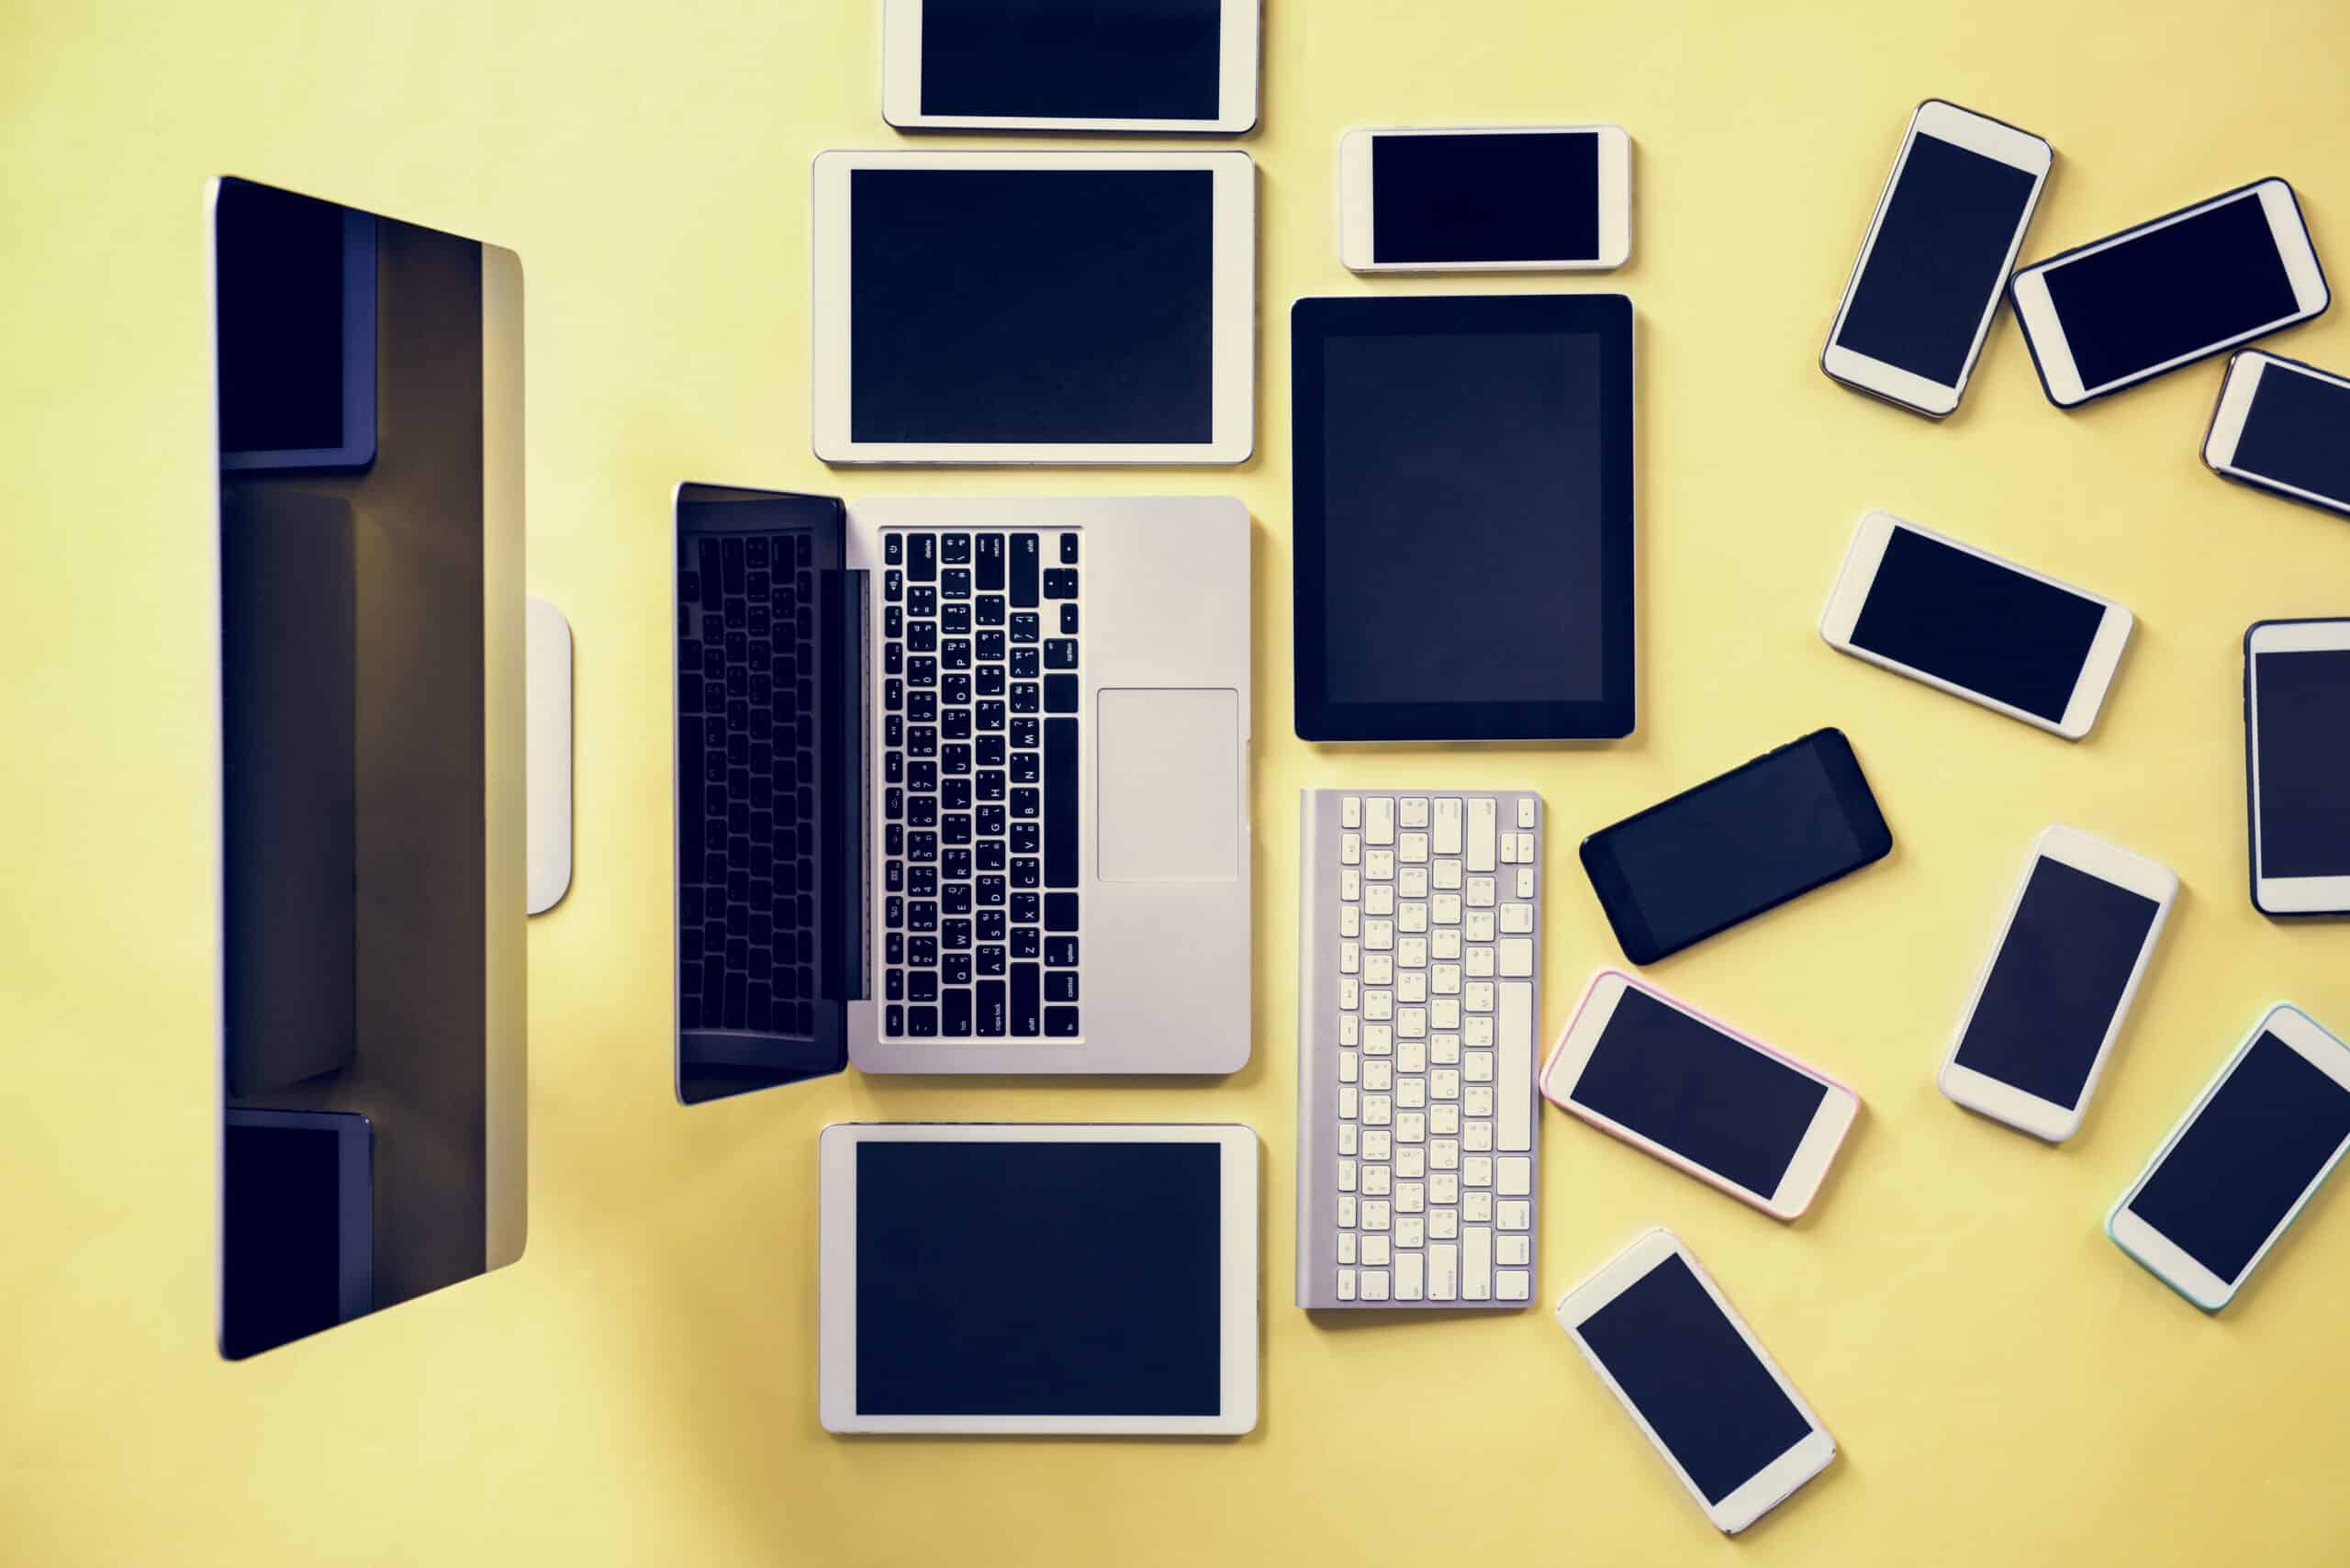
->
[1012, 963, 1041, 1035]
[1045, 1005, 1080, 1036]
[943, 987, 972, 1038]
[1044, 935, 1078, 967]
[907, 532, 936, 584]
[1042, 567, 1078, 599]
[1011, 532, 1039, 608]
[1044, 892, 1079, 932]
[977, 979, 1006, 1036]
[1058, 532, 1079, 564]
[1044, 675, 1078, 712]
[976, 533, 1005, 591]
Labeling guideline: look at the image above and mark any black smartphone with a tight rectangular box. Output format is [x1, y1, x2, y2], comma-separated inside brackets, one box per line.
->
[1580, 728, 1894, 964]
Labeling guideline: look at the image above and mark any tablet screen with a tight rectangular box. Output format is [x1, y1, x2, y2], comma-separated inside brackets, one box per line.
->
[1292, 295, 1633, 739]
[918, 0, 1223, 122]
[854, 1139, 1223, 1416]
[849, 168, 1214, 445]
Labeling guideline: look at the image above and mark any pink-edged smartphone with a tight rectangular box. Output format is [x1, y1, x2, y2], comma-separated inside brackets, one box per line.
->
[1541, 971, 1860, 1219]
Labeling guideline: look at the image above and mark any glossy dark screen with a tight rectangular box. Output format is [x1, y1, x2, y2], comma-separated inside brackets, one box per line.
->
[1371, 131, 1601, 264]
[1849, 526, 2105, 723]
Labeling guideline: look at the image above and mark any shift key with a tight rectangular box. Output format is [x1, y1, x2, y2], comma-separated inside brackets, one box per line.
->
[1012, 963, 1041, 1036]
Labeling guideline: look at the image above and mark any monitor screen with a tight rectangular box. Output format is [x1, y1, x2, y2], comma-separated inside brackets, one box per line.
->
[221, 1116, 365, 1360]
[855, 1140, 1223, 1416]
[918, 0, 1223, 121]
[2255, 646, 2350, 878]
[2126, 1030, 2350, 1282]
[1952, 857, 2160, 1108]
[1371, 131, 1601, 264]
[1570, 988, 1828, 1197]
[1833, 130, 2038, 384]
[2042, 192, 2299, 389]
[1850, 526, 2105, 722]
[214, 178, 373, 467]
[848, 167, 1215, 445]
[2235, 362, 2350, 504]
[1577, 1253, 1814, 1505]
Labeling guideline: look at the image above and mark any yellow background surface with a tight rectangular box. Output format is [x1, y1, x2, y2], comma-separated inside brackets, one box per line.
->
[7, 1, 2350, 1562]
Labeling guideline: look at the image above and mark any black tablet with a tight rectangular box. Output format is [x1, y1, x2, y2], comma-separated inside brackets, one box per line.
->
[1291, 294, 1634, 741]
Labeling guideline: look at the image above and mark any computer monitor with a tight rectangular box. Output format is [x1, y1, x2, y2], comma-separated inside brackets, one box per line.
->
[211, 176, 526, 1359]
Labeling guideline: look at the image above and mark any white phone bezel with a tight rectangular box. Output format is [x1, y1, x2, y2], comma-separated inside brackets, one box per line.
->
[2107, 1004, 2350, 1311]
[811, 149, 1257, 465]
[2246, 618, 2350, 913]
[1337, 124, 1631, 273]
[1542, 971, 1859, 1220]
[879, 0, 1260, 134]
[1936, 825, 2177, 1141]
[2011, 179, 2329, 408]
[1818, 510, 2134, 740]
[2205, 351, 2350, 517]
[1556, 1228, 1836, 1534]
[817, 1123, 1259, 1434]
[1820, 100, 2052, 417]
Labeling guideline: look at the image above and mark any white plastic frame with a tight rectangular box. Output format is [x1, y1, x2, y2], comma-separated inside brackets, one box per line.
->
[811, 149, 1257, 465]
[1541, 971, 1859, 1219]
[1936, 826, 2177, 1140]
[1556, 1228, 1836, 1534]
[2107, 1004, 2350, 1311]
[879, 0, 1260, 134]
[1818, 510, 2133, 740]
[1337, 124, 1631, 273]
[2011, 179, 2328, 408]
[2246, 618, 2350, 913]
[1820, 99, 2051, 418]
[817, 1123, 1259, 1434]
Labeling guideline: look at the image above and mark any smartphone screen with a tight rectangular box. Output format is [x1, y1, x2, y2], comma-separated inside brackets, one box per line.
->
[2123, 1029, 2350, 1284]
[1372, 131, 1601, 264]
[1575, 1252, 1815, 1505]
[1951, 857, 2161, 1109]
[2232, 361, 2350, 507]
[2041, 190, 2301, 391]
[1849, 525, 2106, 723]
[2252, 644, 2350, 879]
[1581, 730, 1891, 963]
[1563, 987, 1830, 1198]
[1833, 129, 2039, 386]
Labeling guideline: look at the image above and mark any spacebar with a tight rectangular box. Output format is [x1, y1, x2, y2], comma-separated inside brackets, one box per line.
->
[1499, 982, 1533, 1151]
[1045, 717, 1077, 888]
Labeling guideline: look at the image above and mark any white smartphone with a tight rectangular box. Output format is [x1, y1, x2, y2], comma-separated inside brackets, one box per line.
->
[1938, 827, 2177, 1141]
[1819, 510, 2133, 740]
[1821, 99, 2052, 418]
[1338, 125, 1630, 273]
[2204, 350, 2350, 520]
[879, 0, 1261, 134]
[1556, 1228, 1836, 1534]
[1542, 972, 1860, 1219]
[2108, 1005, 2350, 1311]
[2011, 178, 2330, 408]
[2244, 618, 2350, 915]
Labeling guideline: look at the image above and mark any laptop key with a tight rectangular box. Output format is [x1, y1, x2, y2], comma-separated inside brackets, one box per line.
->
[1044, 892, 1080, 933]
[1046, 718, 1077, 886]
[908, 1005, 938, 1038]
[943, 988, 972, 1037]
[1045, 935, 1078, 967]
[977, 980, 1007, 1036]
[976, 534, 1005, 591]
[1012, 963, 1041, 1036]
[1011, 532, 1040, 608]
[1046, 972, 1078, 1003]
[1045, 1006, 1080, 1037]
[908, 532, 936, 584]
[1058, 532, 1079, 564]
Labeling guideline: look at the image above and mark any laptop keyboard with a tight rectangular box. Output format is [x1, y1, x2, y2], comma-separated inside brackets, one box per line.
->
[676, 532, 821, 1036]
[1296, 790, 1542, 1307]
[880, 529, 1081, 1042]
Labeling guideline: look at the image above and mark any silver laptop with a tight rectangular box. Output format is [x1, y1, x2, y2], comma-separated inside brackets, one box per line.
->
[673, 487, 1252, 1097]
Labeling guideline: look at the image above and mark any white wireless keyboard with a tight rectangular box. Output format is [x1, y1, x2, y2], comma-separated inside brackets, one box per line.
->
[1296, 790, 1543, 1309]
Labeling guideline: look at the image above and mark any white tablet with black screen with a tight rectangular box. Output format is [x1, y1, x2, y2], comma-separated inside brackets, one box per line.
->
[818, 1124, 1259, 1435]
[811, 151, 1256, 465]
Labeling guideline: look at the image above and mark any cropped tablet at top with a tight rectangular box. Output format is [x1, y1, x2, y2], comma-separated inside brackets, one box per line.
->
[812, 151, 1255, 465]
[881, 0, 1259, 133]
[818, 1124, 1259, 1434]
[1291, 294, 1634, 740]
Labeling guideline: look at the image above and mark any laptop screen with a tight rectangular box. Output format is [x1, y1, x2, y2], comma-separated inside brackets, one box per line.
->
[853, 1139, 1224, 1416]
[673, 487, 860, 1103]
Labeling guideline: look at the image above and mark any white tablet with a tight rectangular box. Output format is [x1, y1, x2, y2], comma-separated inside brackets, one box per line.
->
[811, 151, 1256, 465]
[881, 0, 1259, 134]
[818, 1124, 1259, 1435]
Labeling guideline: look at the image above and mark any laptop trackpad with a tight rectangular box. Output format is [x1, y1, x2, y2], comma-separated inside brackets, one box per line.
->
[1097, 688, 1241, 882]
